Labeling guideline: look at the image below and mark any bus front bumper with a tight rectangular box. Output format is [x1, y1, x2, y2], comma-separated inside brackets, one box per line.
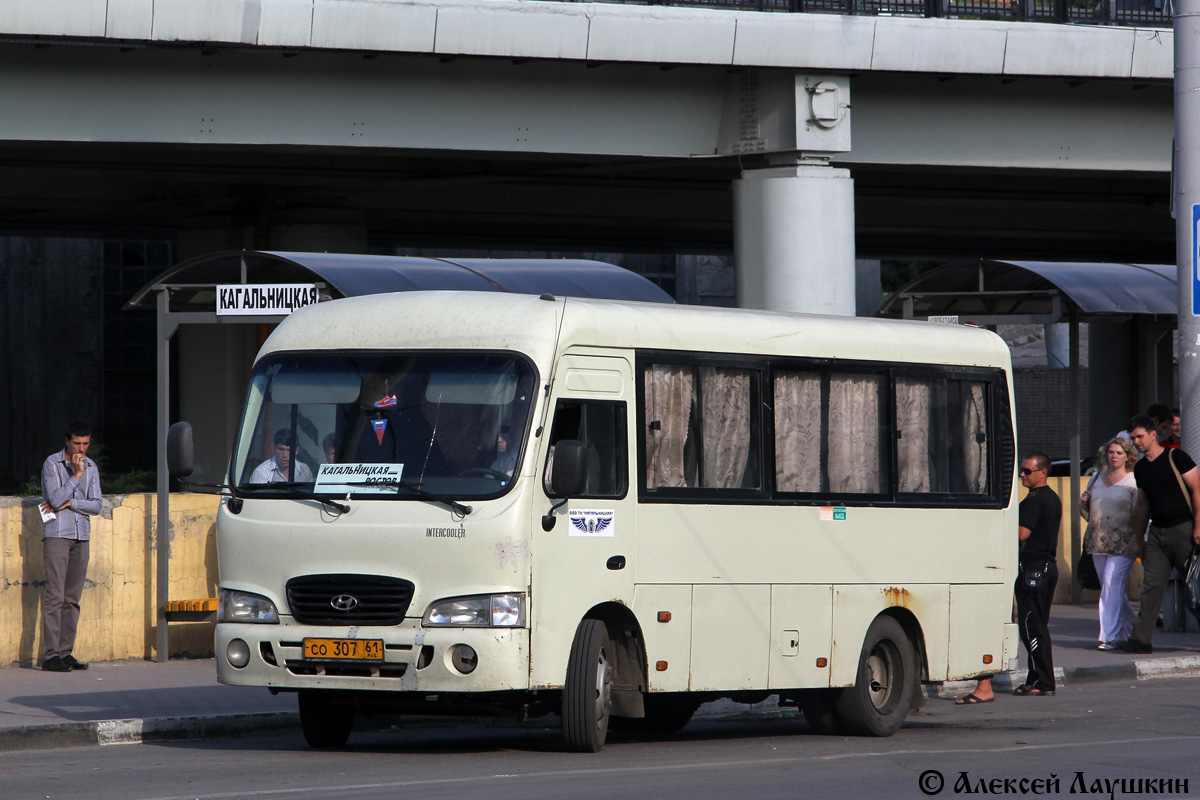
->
[215, 619, 530, 694]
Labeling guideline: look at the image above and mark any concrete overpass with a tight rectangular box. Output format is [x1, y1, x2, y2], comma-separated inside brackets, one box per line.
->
[0, 0, 1175, 269]
[0, 0, 1179, 481]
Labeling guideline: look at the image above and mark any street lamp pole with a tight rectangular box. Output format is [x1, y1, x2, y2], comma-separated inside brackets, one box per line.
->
[1176, 0, 1200, 455]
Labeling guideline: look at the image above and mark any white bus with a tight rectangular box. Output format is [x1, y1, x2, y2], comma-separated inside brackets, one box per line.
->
[193, 290, 1019, 752]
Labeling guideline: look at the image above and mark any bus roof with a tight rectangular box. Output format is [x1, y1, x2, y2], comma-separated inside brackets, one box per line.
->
[262, 291, 1012, 371]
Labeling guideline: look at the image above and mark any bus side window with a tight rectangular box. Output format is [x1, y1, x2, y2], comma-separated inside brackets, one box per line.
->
[775, 368, 886, 496]
[545, 400, 628, 498]
[896, 377, 989, 496]
[644, 363, 760, 491]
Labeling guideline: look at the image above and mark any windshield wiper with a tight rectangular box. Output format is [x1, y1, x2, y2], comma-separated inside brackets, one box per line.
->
[239, 482, 350, 514]
[347, 478, 472, 517]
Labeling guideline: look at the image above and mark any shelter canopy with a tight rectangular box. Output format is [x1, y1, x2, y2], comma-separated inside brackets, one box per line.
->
[876, 260, 1177, 324]
[125, 250, 675, 312]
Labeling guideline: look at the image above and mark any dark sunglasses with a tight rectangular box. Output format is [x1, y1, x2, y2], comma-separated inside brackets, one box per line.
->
[1019, 467, 1044, 476]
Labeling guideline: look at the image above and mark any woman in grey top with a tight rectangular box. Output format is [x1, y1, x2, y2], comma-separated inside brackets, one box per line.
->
[1080, 438, 1140, 650]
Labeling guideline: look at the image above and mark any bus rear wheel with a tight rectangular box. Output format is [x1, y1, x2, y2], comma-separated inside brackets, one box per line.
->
[834, 616, 915, 737]
[562, 618, 614, 752]
[298, 691, 354, 748]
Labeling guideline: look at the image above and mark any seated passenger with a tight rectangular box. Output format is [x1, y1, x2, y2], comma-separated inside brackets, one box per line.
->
[490, 429, 517, 476]
[249, 429, 315, 484]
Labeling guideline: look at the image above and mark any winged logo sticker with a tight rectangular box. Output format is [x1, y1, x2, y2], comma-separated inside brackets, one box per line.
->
[567, 509, 616, 537]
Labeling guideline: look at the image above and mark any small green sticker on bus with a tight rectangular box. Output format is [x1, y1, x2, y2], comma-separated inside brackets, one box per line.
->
[833, 507, 846, 521]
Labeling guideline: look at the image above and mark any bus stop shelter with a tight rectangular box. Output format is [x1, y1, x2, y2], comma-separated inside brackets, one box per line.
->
[878, 259, 1178, 602]
[126, 250, 674, 660]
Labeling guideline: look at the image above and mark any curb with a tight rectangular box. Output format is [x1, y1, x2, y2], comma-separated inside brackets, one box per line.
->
[0, 712, 300, 753]
[4, 656, 1199, 750]
[933, 654, 1200, 698]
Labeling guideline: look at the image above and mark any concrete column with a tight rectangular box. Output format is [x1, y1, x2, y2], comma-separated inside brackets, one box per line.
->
[855, 259, 882, 317]
[1087, 320, 1134, 448]
[1044, 323, 1070, 369]
[733, 164, 855, 316]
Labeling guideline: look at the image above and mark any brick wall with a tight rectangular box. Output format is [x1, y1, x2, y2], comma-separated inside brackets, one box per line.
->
[1013, 366, 1090, 461]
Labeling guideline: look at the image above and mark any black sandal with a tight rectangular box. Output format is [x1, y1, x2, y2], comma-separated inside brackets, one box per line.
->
[954, 693, 994, 705]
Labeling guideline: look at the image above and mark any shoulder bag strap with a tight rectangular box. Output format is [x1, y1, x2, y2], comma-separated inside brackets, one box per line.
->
[1168, 449, 1194, 514]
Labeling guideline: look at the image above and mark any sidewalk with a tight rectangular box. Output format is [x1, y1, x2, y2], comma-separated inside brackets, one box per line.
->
[2, 604, 1198, 751]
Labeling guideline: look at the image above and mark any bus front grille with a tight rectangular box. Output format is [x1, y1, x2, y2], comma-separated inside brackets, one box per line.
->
[285, 574, 414, 625]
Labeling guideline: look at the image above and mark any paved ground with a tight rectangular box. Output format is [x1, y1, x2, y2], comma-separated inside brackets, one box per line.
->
[2, 603, 1197, 750]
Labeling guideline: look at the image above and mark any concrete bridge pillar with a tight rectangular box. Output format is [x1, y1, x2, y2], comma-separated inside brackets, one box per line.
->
[733, 163, 856, 316]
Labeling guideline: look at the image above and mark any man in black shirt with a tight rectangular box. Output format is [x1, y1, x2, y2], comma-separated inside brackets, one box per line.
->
[1013, 452, 1061, 696]
[1119, 415, 1200, 653]
[957, 451, 1061, 705]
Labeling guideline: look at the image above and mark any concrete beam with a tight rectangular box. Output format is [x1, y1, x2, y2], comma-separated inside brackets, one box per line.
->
[0, 0, 1176, 81]
[0, 42, 1172, 173]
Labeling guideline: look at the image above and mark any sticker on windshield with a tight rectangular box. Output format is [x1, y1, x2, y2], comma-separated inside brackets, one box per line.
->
[568, 509, 615, 537]
[315, 463, 403, 495]
[371, 419, 387, 444]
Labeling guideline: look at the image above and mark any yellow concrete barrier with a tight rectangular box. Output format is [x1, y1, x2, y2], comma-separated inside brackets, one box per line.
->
[0, 493, 220, 667]
[1, 479, 1133, 667]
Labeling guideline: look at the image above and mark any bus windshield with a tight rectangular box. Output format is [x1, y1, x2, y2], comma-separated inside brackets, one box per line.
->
[231, 352, 536, 498]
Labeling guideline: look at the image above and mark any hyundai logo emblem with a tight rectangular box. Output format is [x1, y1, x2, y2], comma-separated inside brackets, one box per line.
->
[330, 594, 359, 611]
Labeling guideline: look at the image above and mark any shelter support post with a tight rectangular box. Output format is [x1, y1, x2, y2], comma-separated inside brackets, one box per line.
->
[733, 164, 856, 316]
[1177, 0, 1200, 455]
[155, 289, 179, 663]
[1069, 311, 1082, 604]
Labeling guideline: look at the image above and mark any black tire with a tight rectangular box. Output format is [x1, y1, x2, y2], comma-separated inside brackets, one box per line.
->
[800, 689, 846, 735]
[834, 615, 916, 737]
[610, 694, 698, 736]
[298, 691, 354, 748]
[562, 618, 614, 752]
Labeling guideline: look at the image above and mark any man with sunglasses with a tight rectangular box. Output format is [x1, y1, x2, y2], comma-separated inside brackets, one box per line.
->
[1012, 452, 1061, 696]
[1119, 415, 1200, 654]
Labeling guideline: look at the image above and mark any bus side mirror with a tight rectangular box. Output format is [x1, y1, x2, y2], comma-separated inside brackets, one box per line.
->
[167, 421, 195, 478]
[550, 439, 587, 497]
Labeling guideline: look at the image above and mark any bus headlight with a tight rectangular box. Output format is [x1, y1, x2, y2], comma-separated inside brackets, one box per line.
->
[219, 588, 279, 623]
[423, 594, 525, 627]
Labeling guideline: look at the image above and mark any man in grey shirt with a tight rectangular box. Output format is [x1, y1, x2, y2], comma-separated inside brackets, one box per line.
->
[39, 420, 103, 672]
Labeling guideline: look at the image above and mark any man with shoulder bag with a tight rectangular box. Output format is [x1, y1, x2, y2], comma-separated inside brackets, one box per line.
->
[1119, 415, 1200, 653]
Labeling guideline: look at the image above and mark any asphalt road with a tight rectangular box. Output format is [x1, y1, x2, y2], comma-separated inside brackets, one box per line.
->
[4, 678, 1198, 800]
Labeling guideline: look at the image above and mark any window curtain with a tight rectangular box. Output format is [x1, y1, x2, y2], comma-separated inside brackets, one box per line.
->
[962, 382, 988, 493]
[774, 371, 822, 492]
[644, 365, 694, 488]
[828, 374, 883, 494]
[699, 367, 751, 489]
[896, 378, 932, 493]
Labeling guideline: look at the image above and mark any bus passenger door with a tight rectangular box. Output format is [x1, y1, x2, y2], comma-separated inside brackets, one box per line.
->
[528, 354, 637, 688]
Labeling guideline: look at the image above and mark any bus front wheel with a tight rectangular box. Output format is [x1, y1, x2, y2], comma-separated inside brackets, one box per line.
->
[834, 616, 915, 737]
[562, 618, 614, 752]
[298, 691, 354, 748]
